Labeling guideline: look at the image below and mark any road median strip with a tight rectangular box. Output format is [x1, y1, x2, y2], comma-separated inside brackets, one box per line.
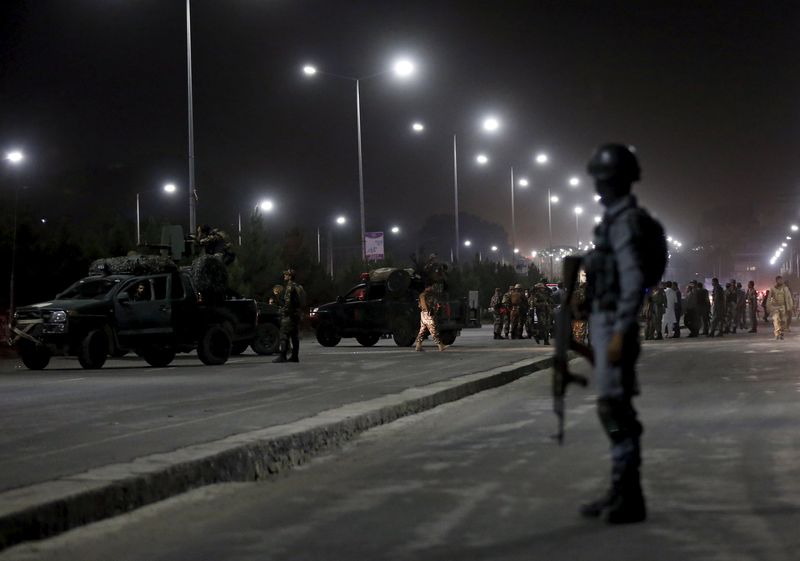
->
[0, 354, 557, 551]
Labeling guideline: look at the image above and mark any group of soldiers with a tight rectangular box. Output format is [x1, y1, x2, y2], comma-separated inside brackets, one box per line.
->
[643, 275, 795, 340]
[489, 282, 588, 345]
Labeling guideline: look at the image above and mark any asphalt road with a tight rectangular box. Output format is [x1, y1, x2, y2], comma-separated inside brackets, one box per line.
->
[0, 326, 551, 491]
[4, 328, 798, 561]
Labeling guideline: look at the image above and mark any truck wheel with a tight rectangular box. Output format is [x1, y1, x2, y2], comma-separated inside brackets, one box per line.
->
[315, 323, 341, 347]
[392, 317, 418, 347]
[18, 341, 50, 370]
[230, 341, 249, 356]
[197, 325, 231, 365]
[439, 330, 457, 346]
[356, 334, 380, 347]
[251, 323, 280, 355]
[78, 329, 108, 369]
[139, 346, 176, 367]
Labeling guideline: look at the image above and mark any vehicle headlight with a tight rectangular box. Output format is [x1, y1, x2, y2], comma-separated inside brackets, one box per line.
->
[309, 307, 319, 317]
[50, 310, 68, 323]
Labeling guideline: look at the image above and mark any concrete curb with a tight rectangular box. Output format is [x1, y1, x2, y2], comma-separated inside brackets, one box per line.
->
[0, 354, 558, 551]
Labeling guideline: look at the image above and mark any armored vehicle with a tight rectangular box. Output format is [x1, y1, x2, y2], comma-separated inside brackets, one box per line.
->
[10, 255, 276, 370]
[309, 267, 467, 348]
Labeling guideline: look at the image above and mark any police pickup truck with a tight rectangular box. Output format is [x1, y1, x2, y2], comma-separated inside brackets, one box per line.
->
[309, 267, 467, 348]
[10, 256, 279, 370]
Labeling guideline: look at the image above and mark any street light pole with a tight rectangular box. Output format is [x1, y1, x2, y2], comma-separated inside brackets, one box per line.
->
[510, 166, 516, 259]
[136, 192, 141, 246]
[548, 187, 553, 279]
[186, 0, 197, 237]
[453, 134, 459, 263]
[355, 79, 366, 261]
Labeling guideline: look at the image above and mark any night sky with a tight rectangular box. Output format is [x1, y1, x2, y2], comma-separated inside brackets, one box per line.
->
[1, 0, 799, 261]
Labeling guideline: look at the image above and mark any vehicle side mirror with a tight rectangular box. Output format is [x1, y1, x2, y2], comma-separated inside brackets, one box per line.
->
[336, 296, 345, 304]
[118, 292, 131, 305]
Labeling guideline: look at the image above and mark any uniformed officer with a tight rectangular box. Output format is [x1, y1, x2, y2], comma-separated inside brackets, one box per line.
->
[509, 284, 525, 339]
[709, 278, 726, 337]
[501, 285, 513, 338]
[745, 280, 758, 333]
[415, 286, 447, 351]
[724, 281, 738, 334]
[489, 287, 505, 340]
[695, 282, 711, 335]
[531, 283, 553, 345]
[581, 143, 650, 524]
[273, 268, 301, 363]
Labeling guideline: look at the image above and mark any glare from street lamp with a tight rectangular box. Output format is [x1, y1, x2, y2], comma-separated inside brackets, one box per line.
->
[259, 199, 274, 212]
[787, 236, 792, 240]
[5, 150, 24, 164]
[550, 195, 559, 204]
[393, 58, 415, 77]
[335, 215, 346, 225]
[574, 206, 583, 215]
[491, 245, 498, 251]
[163, 183, 177, 194]
[302, 64, 317, 76]
[535, 152, 549, 165]
[594, 215, 602, 224]
[482, 116, 500, 132]
[782, 242, 788, 247]
[411, 122, 425, 132]
[476, 154, 489, 165]
[513, 248, 519, 254]
[568, 176, 580, 187]
[593, 194, 601, 202]
[518, 178, 529, 187]
[531, 250, 537, 257]
[464, 240, 472, 247]
[391, 226, 400, 234]
[792, 224, 799, 232]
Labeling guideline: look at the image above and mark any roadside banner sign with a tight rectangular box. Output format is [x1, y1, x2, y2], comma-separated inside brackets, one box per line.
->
[365, 231, 384, 261]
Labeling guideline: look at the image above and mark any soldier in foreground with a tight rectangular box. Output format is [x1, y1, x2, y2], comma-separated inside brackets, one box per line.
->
[579, 143, 664, 524]
[273, 269, 301, 363]
[415, 286, 447, 351]
[489, 287, 505, 339]
[745, 280, 758, 332]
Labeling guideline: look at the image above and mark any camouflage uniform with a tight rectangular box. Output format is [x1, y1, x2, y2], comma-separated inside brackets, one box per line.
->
[274, 271, 301, 363]
[509, 284, 526, 339]
[531, 284, 553, 344]
[416, 287, 446, 351]
[501, 287, 513, 338]
[724, 283, 738, 334]
[489, 289, 505, 339]
[571, 282, 589, 345]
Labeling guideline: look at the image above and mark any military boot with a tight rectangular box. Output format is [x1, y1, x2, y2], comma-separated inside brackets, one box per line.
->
[415, 340, 424, 352]
[437, 343, 448, 351]
[289, 349, 299, 362]
[605, 478, 647, 524]
[272, 354, 287, 363]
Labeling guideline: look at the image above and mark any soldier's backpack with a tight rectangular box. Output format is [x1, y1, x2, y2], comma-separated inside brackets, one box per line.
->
[627, 207, 668, 288]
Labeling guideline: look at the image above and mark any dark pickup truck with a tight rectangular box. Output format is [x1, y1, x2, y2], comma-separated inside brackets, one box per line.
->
[309, 267, 467, 348]
[11, 258, 278, 370]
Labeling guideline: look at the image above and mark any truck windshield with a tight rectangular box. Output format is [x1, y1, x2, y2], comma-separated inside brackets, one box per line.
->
[57, 278, 120, 300]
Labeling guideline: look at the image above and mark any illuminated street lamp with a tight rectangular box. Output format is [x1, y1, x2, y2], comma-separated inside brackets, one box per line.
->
[568, 176, 580, 187]
[411, 122, 425, 133]
[390, 225, 400, 234]
[792, 225, 799, 232]
[137, 183, 178, 246]
[594, 214, 602, 224]
[303, 57, 416, 260]
[482, 116, 500, 133]
[5, 150, 25, 320]
[464, 239, 472, 247]
[518, 178, 529, 187]
[476, 153, 489, 165]
[535, 152, 549, 165]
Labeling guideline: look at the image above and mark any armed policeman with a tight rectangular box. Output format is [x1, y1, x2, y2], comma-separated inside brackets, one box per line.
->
[580, 143, 665, 524]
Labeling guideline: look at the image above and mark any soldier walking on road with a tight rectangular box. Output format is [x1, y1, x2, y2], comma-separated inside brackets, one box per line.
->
[580, 143, 658, 524]
[745, 281, 758, 333]
[695, 282, 711, 336]
[273, 269, 302, 363]
[415, 286, 447, 351]
[509, 284, 526, 339]
[767, 276, 793, 340]
[501, 285, 513, 339]
[709, 278, 726, 337]
[724, 281, 738, 334]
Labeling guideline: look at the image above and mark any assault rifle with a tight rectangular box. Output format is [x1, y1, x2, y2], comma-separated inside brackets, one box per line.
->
[552, 255, 593, 445]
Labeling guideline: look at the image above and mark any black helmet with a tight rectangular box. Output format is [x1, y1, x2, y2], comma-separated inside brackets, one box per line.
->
[587, 144, 641, 183]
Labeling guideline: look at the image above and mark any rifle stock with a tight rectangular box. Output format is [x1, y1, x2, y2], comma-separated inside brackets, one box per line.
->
[552, 256, 591, 445]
